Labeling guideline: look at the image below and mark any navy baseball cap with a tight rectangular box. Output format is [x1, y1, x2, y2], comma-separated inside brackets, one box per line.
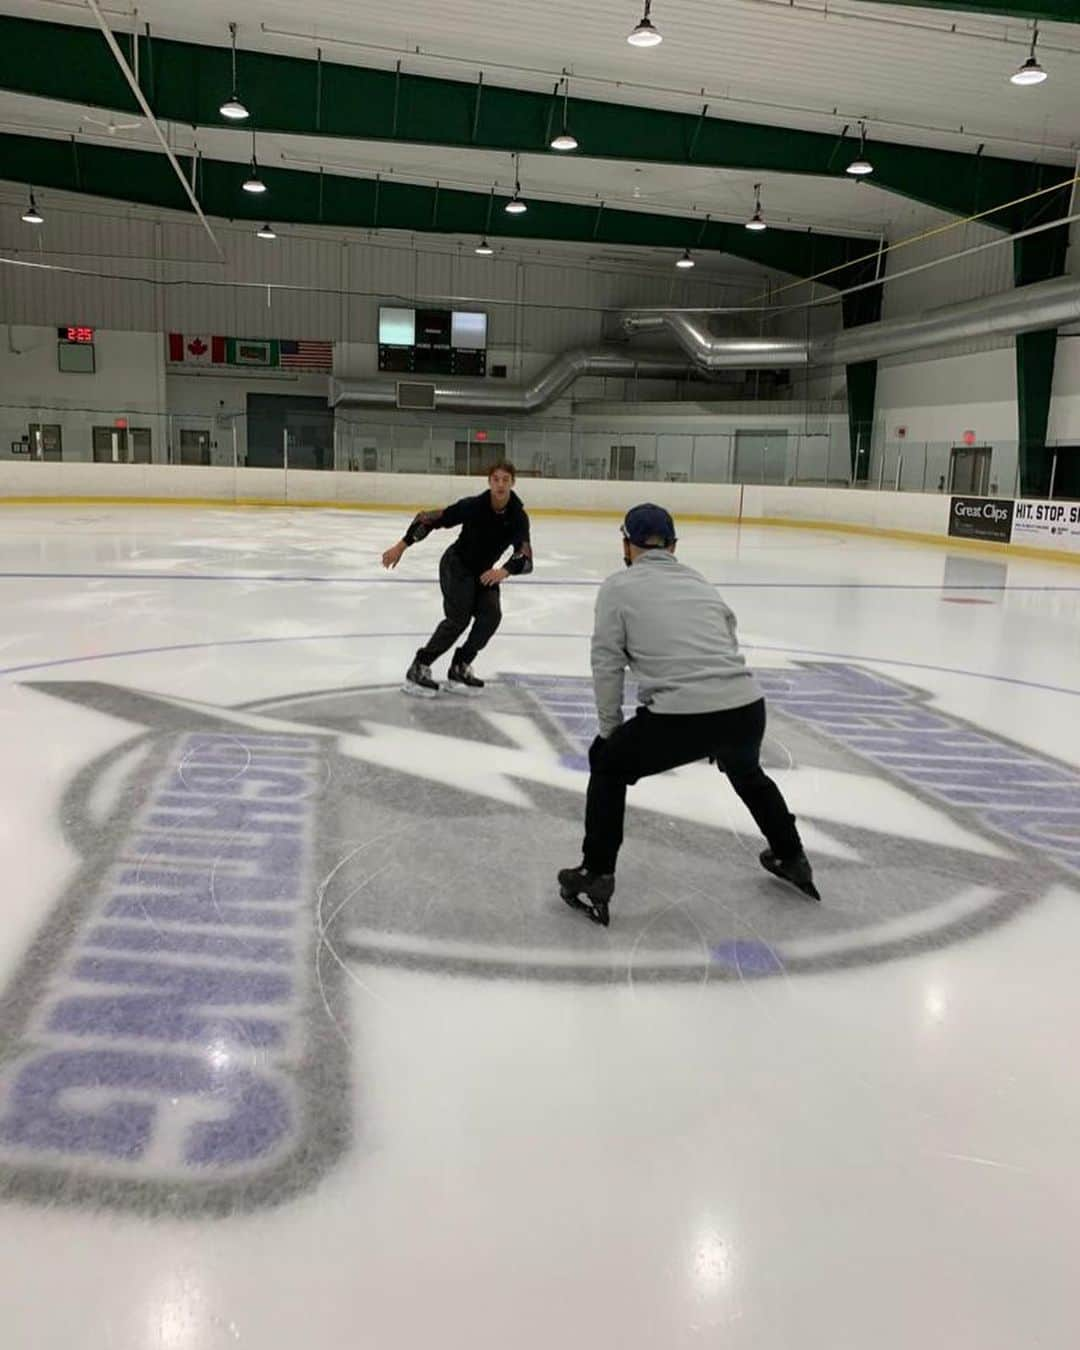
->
[622, 503, 677, 548]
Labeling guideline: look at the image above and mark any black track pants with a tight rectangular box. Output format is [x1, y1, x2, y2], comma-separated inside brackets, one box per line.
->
[416, 548, 502, 667]
[583, 698, 803, 874]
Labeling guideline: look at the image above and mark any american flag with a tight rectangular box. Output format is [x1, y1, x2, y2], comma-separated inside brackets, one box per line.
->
[280, 339, 333, 372]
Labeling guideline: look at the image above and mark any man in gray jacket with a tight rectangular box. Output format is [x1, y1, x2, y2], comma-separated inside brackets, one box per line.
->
[558, 503, 818, 927]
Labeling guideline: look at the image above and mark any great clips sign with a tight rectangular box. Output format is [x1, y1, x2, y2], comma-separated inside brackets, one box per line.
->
[948, 496, 1014, 543]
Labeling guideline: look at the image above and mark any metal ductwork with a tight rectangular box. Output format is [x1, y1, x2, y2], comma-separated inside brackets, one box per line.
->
[619, 277, 1080, 370]
[616, 313, 810, 370]
[330, 349, 695, 412]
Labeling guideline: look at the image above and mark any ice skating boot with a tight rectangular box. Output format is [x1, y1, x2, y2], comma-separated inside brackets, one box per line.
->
[446, 651, 484, 693]
[759, 849, 820, 901]
[403, 653, 439, 698]
[557, 865, 615, 927]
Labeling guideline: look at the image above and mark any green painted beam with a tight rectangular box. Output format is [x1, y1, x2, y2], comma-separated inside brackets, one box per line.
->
[847, 361, 878, 482]
[841, 275, 885, 482]
[1016, 329, 1059, 496]
[848, 0, 1080, 22]
[0, 15, 1071, 236]
[1013, 221, 1070, 496]
[0, 131, 880, 288]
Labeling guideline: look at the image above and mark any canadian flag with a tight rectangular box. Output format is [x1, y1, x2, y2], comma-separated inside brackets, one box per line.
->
[167, 334, 221, 365]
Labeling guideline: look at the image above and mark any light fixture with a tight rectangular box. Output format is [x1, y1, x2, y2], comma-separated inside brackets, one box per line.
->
[505, 154, 527, 213]
[475, 238, 494, 255]
[628, 0, 662, 47]
[21, 189, 43, 225]
[243, 131, 267, 193]
[675, 249, 695, 269]
[220, 23, 250, 120]
[1011, 24, 1048, 85]
[745, 182, 767, 231]
[257, 222, 276, 239]
[550, 77, 578, 151]
[846, 121, 873, 176]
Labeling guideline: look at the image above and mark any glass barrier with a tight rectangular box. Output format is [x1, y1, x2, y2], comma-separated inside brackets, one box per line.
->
[0, 402, 1071, 498]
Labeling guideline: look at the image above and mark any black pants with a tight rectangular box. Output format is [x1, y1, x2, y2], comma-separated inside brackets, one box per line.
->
[583, 698, 802, 874]
[416, 547, 502, 667]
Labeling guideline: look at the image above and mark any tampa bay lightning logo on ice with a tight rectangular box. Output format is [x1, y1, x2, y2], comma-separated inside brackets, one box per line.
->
[0, 665, 1075, 1214]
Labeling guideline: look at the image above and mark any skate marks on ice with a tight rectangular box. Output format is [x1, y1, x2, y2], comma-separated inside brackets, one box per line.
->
[333, 667, 1072, 982]
[11, 665, 1070, 985]
[0, 665, 1075, 1214]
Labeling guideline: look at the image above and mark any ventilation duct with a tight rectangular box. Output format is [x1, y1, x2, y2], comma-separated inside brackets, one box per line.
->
[618, 277, 1080, 370]
[331, 349, 695, 412]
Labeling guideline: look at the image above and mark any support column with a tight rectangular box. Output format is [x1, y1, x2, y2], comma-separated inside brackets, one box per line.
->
[1013, 190, 1071, 497]
[842, 276, 884, 482]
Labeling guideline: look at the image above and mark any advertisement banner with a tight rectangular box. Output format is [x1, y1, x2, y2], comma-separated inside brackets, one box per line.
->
[948, 496, 1014, 543]
[1012, 499, 1080, 553]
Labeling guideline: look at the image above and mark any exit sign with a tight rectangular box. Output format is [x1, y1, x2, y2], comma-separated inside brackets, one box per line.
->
[58, 326, 95, 344]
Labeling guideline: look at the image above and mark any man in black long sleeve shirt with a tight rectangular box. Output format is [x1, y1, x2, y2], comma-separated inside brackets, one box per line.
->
[381, 461, 534, 694]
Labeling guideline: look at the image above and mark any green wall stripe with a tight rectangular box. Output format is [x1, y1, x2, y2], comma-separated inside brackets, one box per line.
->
[0, 130, 880, 284]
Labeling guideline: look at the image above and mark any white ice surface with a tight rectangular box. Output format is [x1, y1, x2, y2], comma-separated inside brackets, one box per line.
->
[0, 505, 1078, 1350]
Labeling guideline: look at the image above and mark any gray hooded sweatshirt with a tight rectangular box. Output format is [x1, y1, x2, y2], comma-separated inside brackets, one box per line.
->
[591, 549, 761, 737]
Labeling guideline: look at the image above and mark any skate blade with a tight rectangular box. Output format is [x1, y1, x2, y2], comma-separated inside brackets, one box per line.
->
[762, 868, 821, 903]
[560, 889, 610, 927]
[443, 681, 482, 696]
[401, 681, 438, 699]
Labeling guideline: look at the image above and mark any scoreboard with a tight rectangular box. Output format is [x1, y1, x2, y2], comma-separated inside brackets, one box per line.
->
[378, 307, 487, 377]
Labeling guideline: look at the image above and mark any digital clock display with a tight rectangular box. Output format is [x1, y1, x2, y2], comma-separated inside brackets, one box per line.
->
[58, 326, 95, 344]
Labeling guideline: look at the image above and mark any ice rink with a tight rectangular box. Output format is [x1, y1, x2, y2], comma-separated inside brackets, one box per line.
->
[1, 502, 1078, 1349]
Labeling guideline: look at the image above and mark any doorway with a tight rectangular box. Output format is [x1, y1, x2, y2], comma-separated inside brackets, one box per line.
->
[247, 394, 334, 470]
[733, 429, 789, 484]
[178, 429, 211, 466]
[609, 445, 636, 481]
[92, 426, 152, 463]
[454, 441, 507, 476]
[949, 444, 992, 496]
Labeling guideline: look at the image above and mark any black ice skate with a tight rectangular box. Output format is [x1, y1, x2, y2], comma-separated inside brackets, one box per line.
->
[759, 849, 821, 901]
[403, 654, 439, 698]
[446, 651, 484, 693]
[558, 865, 615, 927]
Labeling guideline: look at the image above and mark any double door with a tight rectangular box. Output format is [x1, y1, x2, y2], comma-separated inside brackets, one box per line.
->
[92, 426, 151, 463]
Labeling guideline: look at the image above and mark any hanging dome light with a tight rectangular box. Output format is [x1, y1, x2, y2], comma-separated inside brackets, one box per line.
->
[257, 222, 276, 239]
[675, 249, 695, 269]
[745, 182, 767, 231]
[628, 0, 662, 46]
[1011, 26, 1047, 84]
[21, 190, 43, 225]
[475, 238, 494, 255]
[550, 76, 579, 150]
[846, 121, 873, 176]
[243, 130, 266, 193]
[505, 154, 527, 213]
[1011, 56, 1047, 85]
[243, 163, 267, 193]
[220, 24, 250, 120]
